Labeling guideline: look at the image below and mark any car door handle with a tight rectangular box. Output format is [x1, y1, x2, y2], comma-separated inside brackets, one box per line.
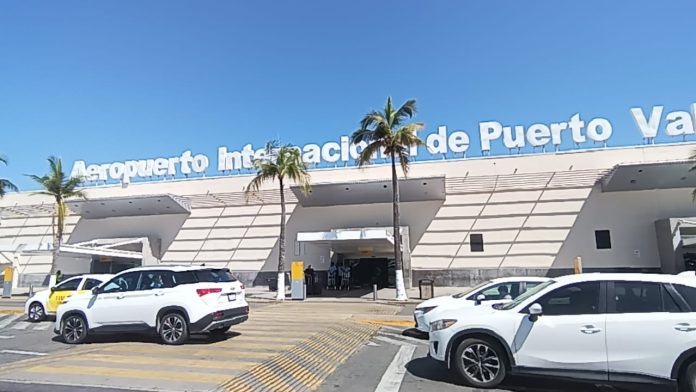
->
[580, 325, 602, 334]
[154, 291, 165, 296]
[116, 294, 125, 300]
[674, 323, 696, 332]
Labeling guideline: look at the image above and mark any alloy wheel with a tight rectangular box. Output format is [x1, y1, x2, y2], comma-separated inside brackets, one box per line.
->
[63, 316, 85, 343]
[461, 343, 501, 384]
[28, 303, 44, 322]
[161, 315, 185, 343]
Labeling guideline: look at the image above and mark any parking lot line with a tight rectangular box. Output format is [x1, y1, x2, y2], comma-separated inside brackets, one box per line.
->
[0, 315, 21, 329]
[374, 344, 416, 392]
[10, 321, 30, 330]
[24, 364, 231, 383]
[69, 354, 258, 370]
[30, 323, 51, 330]
[0, 349, 47, 356]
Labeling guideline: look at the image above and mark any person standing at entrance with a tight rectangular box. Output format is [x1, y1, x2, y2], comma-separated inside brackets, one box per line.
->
[327, 263, 337, 290]
[341, 263, 351, 291]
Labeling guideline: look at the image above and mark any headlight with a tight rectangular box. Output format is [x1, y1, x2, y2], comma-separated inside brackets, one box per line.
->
[430, 319, 457, 332]
[415, 306, 437, 314]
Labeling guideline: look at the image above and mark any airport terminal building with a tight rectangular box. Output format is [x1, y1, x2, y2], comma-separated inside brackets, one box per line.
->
[2, 142, 696, 289]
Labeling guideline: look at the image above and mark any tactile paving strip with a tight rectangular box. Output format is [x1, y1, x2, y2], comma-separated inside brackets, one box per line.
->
[215, 321, 378, 392]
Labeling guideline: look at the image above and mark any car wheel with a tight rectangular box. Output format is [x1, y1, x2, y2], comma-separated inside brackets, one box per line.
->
[680, 361, 696, 392]
[159, 313, 189, 345]
[61, 314, 88, 344]
[453, 338, 507, 388]
[27, 302, 45, 322]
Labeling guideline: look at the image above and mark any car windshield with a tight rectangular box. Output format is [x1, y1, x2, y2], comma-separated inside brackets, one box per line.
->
[452, 281, 491, 299]
[498, 280, 555, 310]
[194, 269, 237, 283]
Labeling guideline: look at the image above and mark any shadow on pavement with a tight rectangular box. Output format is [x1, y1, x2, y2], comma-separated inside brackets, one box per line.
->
[405, 356, 608, 392]
[50, 330, 242, 345]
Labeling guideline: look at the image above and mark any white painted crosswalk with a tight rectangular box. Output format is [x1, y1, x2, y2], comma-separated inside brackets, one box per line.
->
[0, 314, 51, 332]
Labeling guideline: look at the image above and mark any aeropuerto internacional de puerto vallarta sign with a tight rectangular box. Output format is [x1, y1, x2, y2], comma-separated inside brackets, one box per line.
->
[70, 102, 696, 184]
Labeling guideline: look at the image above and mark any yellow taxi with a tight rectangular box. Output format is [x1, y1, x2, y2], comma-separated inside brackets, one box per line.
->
[25, 274, 113, 322]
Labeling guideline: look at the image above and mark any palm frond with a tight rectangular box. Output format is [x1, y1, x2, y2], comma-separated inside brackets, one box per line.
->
[0, 179, 18, 197]
[355, 141, 384, 168]
[0, 155, 8, 166]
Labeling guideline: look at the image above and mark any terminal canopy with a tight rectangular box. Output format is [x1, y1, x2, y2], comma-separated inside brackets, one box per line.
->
[291, 176, 446, 207]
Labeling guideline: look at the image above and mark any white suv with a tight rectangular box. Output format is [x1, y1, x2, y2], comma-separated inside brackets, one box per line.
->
[429, 273, 696, 391]
[54, 265, 248, 345]
[414, 277, 549, 333]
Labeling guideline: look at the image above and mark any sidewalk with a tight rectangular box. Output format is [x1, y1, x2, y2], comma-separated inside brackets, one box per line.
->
[245, 285, 468, 304]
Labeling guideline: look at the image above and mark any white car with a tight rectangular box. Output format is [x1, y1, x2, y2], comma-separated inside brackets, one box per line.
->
[25, 274, 113, 322]
[413, 277, 549, 333]
[54, 265, 248, 345]
[429, 273, 696, 391]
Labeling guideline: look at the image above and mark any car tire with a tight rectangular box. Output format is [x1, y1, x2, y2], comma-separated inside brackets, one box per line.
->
[159, 312, 189, 345]
[453, 338, 507, 388]
[61, 314, 88, 344]
[27, 302, 46, 322]
[680, 360, 696, 392]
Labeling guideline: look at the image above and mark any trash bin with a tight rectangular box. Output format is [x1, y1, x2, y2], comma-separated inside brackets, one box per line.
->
[268, 278, 278, 292]
[419, 279, 434, 300]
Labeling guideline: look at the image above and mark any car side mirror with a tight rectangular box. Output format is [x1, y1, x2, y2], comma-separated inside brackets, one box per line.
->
[528, 303, 543, 322]
[50, 286, 56, 292]
[475, 294, 486, 305]
[91, 286, 100, 295]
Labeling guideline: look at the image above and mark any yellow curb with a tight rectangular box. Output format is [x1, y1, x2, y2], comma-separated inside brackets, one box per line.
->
[0, 309, 24, 315]
[355, 319, 415, 328]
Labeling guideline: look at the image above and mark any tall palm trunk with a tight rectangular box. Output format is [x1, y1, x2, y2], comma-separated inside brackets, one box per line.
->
[390, 152, 408, 301]
[49, 199, 64, 286]
[277, 178, 286, 300]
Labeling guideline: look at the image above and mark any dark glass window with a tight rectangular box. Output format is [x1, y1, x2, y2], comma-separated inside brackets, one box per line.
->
[675, 285, 696, 311]
[470, 234, 484, 252]
[139, 271, 175, 290]
[469, 282, 520, 301]
[82, 278, 103, 290]
[194, 269, 237, 283]
[174, 271, 197, 285]
[533, 282, 601, 316]
[101, 272, 141, 293]
[55, 278, 81, 291]
[612, 281, 661, 313]
[595, 230, 612, 249]
[662, 285, 681, 313]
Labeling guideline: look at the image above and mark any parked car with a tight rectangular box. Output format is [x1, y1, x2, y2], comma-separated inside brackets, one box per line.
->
[54, 265, 248, 345]
[25, 274, 113, 322]
[413, 277, 549, 333]
[429, 273, 696, 391]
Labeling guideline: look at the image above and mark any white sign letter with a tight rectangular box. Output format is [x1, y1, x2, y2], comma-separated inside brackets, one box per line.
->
[586, 118, 613, 142]
[630, 106, 663, 139]
[479, 121, 503, 151]
[665, 111, 695, 136]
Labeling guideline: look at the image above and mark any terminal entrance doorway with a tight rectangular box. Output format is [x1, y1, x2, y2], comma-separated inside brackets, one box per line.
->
[344, 258, 395, 289]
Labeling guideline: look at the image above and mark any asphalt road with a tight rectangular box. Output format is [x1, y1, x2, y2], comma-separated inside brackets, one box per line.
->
[0, 301, 660, 392]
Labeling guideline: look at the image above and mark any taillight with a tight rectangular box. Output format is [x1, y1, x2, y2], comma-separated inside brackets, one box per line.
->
[196, 288, 222, 297]
[212, 311, 224, 320]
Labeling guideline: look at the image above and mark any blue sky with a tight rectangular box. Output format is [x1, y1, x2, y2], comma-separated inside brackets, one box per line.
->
[1, 0, 695, 189]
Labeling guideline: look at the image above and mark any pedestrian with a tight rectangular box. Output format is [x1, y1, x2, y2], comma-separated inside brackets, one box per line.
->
[341, 263, 351, 291]
[55, 270, 63, 284]
[327, 263, 337, 290]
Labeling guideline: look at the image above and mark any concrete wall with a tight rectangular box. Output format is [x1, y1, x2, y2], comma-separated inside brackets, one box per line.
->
[3, 143, 696, 287]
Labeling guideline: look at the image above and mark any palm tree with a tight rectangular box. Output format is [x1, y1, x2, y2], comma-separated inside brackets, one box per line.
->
[351, 97, 424, 301]
[28, 156, 86, 285]
[245, 141, 311, 300]
[0, 155, 18, 198]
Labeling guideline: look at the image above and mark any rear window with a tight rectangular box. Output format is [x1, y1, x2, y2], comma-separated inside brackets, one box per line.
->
[194, 269, 237, 283]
